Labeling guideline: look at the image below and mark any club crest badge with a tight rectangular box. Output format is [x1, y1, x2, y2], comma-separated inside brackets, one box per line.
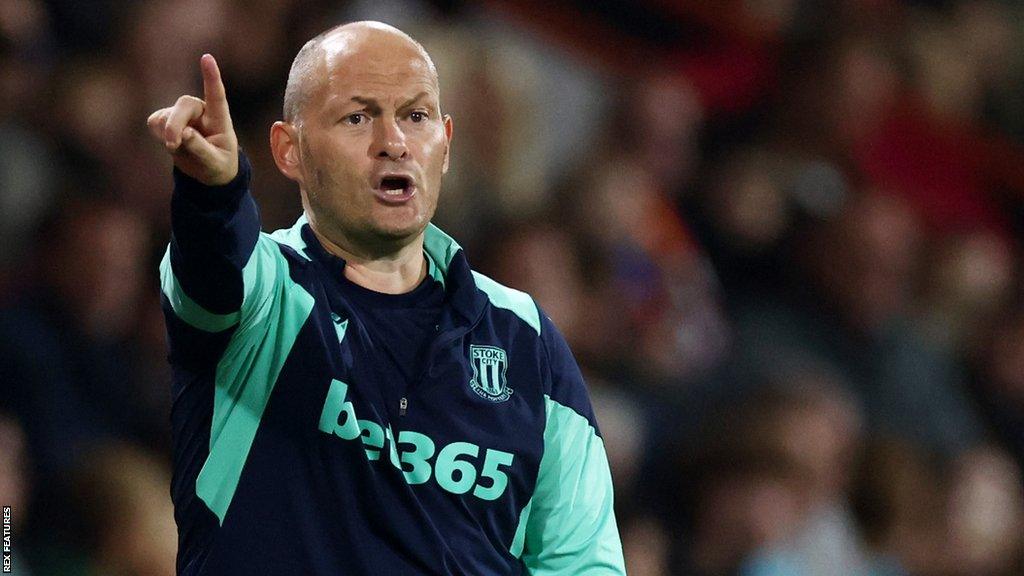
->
[469, 345, 512, 402]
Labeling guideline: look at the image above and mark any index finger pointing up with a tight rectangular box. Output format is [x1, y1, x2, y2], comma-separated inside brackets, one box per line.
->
[200, 54, 231, 123]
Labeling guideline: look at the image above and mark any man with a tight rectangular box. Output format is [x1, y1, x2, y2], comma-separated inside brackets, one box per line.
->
[147, 21, 624, 575]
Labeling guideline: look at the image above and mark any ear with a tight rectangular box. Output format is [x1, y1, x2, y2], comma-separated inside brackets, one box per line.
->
[441, 114, 453, 174]
[270, 121, 304, 183]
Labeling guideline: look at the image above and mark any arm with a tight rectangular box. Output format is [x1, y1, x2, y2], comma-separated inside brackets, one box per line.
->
[150, 55, 257, 332]
[518, 315, 626, 575]
[160, 153, 260, 331]
[150, 58, 315, 525]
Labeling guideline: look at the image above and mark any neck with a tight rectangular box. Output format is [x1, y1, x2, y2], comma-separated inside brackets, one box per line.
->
[310, 224, 427, 295]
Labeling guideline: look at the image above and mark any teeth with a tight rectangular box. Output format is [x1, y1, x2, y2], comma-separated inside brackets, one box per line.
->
[379, 177, 410, 196]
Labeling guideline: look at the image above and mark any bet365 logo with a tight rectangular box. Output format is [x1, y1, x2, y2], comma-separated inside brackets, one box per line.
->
[318, 379, 515, 500]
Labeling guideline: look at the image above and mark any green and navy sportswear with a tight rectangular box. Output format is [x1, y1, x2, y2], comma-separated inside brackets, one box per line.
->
[158, 152, 625, 575]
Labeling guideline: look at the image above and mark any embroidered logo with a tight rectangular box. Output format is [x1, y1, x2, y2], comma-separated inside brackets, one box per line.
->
[469, 345, 512, 402]
[330, 312, 349, 343]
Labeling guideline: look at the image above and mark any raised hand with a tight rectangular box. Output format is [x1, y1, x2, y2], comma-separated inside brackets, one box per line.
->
[147, 54, 239, 186]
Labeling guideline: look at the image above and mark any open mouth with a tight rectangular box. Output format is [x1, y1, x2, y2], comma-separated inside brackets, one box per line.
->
[379, 176, 412, 196]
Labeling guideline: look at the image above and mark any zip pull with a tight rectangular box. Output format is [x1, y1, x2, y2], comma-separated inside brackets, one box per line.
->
[399, 397, 408, 416]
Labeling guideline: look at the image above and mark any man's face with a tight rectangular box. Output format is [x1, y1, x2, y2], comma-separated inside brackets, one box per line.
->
[296, 33, 451, 250]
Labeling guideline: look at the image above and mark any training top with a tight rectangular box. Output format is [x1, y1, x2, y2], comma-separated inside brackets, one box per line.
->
[158, 152, 625, 575]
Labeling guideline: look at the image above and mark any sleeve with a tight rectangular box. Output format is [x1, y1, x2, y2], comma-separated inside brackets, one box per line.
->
[518, 314, 626, 575]
[158, 151, 316, 524]
[159, 150, 269, 332]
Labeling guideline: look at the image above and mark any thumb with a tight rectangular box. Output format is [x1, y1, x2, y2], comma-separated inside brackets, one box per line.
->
[175, 127, 235, 184]
[177, 127, 219, 161]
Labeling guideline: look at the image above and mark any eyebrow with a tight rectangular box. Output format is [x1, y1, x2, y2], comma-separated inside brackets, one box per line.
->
[349, 92, 431, 115]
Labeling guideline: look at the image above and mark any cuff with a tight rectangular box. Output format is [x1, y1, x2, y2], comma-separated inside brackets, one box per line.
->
[172, 149, 252, 211]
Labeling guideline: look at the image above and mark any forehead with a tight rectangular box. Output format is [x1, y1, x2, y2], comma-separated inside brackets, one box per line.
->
[318, 32, 438, 102]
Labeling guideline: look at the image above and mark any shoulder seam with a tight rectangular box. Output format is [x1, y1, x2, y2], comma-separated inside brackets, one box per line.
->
[544, 394, 601, 437]
[471, 271, 541, 335]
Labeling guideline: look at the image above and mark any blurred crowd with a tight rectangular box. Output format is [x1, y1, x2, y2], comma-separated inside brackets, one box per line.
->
[3, 0, 1024, 575]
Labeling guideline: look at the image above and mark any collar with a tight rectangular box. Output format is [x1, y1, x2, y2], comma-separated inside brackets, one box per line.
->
[270, 215, 488, 331]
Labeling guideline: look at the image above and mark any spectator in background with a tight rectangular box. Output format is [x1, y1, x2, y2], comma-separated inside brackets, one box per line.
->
[571, 149, 730, 389]
[915, 232, 1015, 356]
[0, 5, 57, 284]
[853, 440, 1024, 576]
[974, 309, 1024, 469]
[680, 418, 808, 575]
[69, 443, 177, 576]
[671, 373, 894, 576]
[26, 443, 178, 576]
[0, 198, 162, 477]
[690, 146, 802, 303]
[852, 439, 950, 576]
[550, 70, 731, 393]
[733, 191, 985, 456]
[944, 447, 1024, 576]
[737, 376, 900, 576]
[0, 196, 170, 565]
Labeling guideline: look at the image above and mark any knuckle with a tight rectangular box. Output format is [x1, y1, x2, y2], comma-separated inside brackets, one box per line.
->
[148, 109, 166, 125]
[176, 95, 205, 109]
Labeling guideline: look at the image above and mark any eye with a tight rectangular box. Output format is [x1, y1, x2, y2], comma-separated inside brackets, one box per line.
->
[410, 111, 428, 123]
[342, 113, 369, 126]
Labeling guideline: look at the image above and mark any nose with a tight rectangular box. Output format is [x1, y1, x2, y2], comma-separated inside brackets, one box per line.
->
[371, 116, 408, 161]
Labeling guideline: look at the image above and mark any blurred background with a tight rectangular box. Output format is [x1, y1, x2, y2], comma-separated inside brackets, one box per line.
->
[3, 0, 1024, 574]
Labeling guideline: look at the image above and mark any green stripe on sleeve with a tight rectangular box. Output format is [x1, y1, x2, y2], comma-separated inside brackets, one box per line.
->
[195, 235, 315, 524]
[159, 247, 240, 332]
[516, 395, 625, 574]
[510, 498, 533, 558]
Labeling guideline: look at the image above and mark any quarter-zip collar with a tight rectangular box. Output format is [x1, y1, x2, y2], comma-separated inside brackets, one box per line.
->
[288, 217, 488, 338]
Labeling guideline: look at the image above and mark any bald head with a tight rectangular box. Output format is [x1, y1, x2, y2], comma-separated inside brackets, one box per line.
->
[283, 21, 438, 126]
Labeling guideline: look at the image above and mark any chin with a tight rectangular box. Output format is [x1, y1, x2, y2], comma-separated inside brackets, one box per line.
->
[371, 219, 428, 242]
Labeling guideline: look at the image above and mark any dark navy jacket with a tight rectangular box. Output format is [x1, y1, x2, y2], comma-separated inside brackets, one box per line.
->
[159, 153, 625, 575]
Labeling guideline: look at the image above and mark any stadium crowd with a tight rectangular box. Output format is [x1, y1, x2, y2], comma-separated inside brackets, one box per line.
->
[2, 0, 1024, 574]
